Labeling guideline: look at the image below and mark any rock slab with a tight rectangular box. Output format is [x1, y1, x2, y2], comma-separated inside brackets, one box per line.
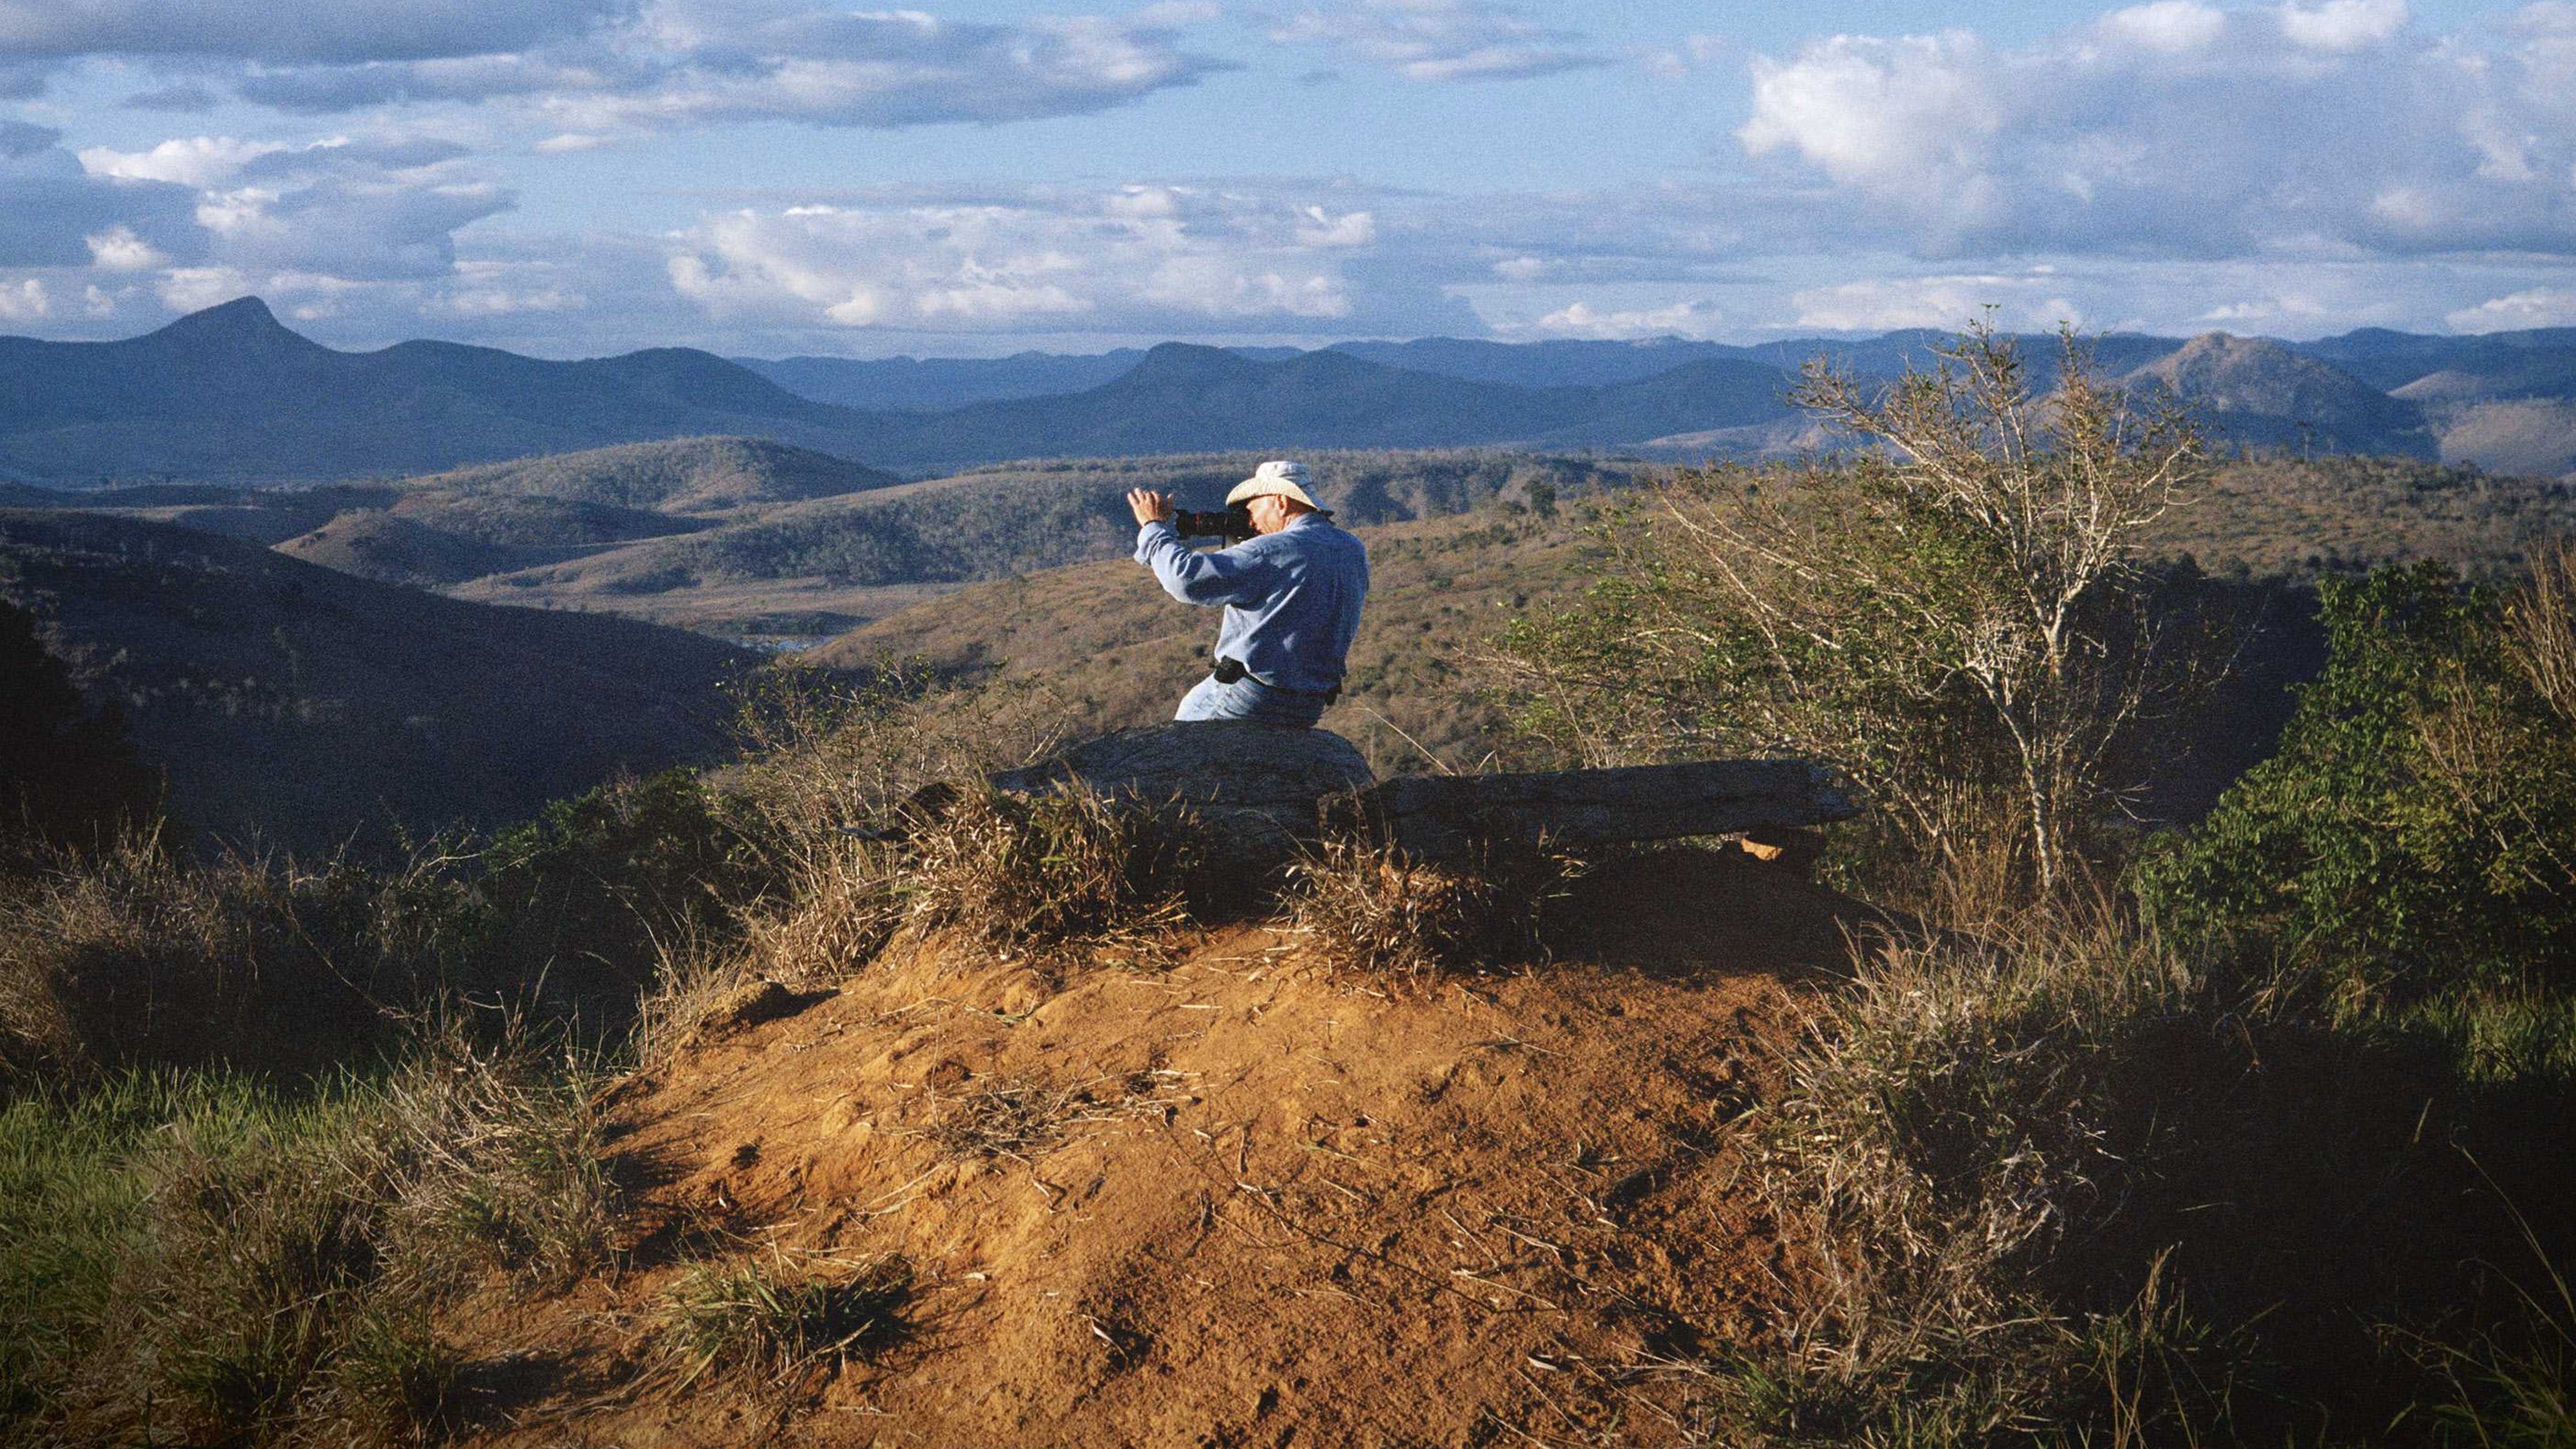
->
[989, 721, 1376, 866]
[990, 725, 1858, 869]
[1325, 759, 1859, 861]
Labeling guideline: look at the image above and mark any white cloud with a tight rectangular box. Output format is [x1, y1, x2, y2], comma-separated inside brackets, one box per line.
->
[1263, 0, 1606, 82]
[154, 266, 249, 312]
[2278, 0, 2408, 52]
[84, 223, 165, 270]
[2099, 1, 2228, 52]
[662, 186, 1451, 335]
[78, 135, 287, 187]
[224, 4, 1228, 130]
[76, 136, 513, 280]
[1529, 298, 1724, 339]
[1739, 33, 2001, 195]
[0, 276, 49, 320]
[1734, 2, 2576, 260]
[2447, 286, 2576, 331]
[534, 132, 605, 153]
[1788, 273, 2083, 332]
[0, 129, 202, 268]
[1295, 207, 1376, 247]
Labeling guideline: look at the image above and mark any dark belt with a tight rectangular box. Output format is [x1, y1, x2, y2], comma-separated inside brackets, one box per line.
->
[1214, 656, 1340, 703]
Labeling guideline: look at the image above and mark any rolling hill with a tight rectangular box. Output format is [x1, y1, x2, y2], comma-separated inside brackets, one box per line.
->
[444, 451, 1636, 636]
[266, 436, 904, 586]
[0, 302, 1798, 482]
[797, 343, 1799, 468]
[2124, 333, 2436, 458]
[0, 508, 758, 851]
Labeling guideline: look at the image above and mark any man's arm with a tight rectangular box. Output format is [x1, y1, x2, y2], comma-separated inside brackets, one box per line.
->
[1128, 489, 1271, 606]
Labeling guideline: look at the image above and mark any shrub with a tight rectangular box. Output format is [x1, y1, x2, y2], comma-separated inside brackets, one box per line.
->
[1497, 325, 2218, 906]
[478, 769, 767, 1006]
[1742, 910, 2211, 1438]
[1732, 883, 2576, 1447]
[1286, 834, 1580, 990]
[2137, 557, 2576, 1019]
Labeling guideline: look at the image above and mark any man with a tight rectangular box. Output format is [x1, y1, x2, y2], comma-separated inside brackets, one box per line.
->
[1128, 459, 1369, 728]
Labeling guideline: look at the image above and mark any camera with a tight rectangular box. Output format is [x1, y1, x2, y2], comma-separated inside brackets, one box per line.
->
[1173, 504, 1256, 541]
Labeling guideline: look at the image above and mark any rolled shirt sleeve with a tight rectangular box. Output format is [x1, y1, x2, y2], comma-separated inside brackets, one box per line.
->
[1135, 521, 1275, 606]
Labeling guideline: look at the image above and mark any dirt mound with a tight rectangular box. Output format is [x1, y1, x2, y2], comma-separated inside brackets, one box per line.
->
[469, 850, 1874, 1446]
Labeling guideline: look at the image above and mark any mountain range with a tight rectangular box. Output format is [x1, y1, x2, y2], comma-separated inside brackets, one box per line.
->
[14, 299, 2576, 485]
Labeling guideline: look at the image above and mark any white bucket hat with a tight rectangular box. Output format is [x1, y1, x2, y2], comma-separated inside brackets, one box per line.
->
[1225, 459, 1321, 509]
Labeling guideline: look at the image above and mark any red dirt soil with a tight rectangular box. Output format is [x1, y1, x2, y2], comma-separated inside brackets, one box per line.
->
[462, 849, 1877, 1447]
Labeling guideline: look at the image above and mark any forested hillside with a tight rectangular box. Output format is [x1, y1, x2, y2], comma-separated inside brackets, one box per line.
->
[0, 509, 753, 850]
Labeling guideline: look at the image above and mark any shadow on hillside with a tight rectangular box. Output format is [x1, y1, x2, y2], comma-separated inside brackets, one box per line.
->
[1546, 844, 1891, 986]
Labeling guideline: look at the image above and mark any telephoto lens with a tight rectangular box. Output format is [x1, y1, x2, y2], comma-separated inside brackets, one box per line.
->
[1173, 505, 1256, 541]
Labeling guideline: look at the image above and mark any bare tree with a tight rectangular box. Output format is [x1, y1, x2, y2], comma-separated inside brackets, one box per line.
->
[1499, 322, 2211, 899]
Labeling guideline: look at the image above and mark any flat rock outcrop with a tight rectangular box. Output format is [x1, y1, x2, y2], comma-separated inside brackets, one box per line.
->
[989, 721, 1376, 868]
[988, 724, 1861, 873]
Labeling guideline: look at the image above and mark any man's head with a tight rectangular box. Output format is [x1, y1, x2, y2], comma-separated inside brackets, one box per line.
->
[1227, 460, 1323, 535]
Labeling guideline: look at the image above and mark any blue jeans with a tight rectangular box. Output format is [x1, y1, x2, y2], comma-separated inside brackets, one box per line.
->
[1174, 673, 1329, 728]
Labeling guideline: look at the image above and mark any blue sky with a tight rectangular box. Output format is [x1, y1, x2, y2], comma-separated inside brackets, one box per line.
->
[1, 0, 2569, 356]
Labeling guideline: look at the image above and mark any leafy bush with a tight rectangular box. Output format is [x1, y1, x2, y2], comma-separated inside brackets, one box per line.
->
[2138, 556, 2576, 1022]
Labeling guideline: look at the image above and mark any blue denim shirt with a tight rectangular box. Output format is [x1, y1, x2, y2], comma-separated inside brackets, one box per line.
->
[1134, 512, 1370, 694]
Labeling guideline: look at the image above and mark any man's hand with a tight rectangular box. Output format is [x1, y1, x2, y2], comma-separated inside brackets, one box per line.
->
[1126, 488, 1175, 527]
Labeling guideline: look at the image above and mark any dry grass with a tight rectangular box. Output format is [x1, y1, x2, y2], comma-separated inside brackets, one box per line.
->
[625, 673, 1086, 1057]
[723, 665, 1069, 860]
[658, 1252, 914, 1392]
[0, 835, 484, 1082]
[905, 1071, 1172, 1165]
[2416, 1204, 2576, 1449]
[1285, 834, 1582, 991]
[899, 783, 1204, 956]
[740, 837, 907, 978]
[1725, 905, 2221, 1443]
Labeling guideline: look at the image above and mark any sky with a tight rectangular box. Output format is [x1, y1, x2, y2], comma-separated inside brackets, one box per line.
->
[1, 0, 2571, 357]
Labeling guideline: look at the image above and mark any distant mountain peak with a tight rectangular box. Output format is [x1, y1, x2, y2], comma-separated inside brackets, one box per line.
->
[143, 295, 325, 356]
[1116, 342, 1262, 386]
[152, 294, 280, 333]
[2126, 330, 2431, 454]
